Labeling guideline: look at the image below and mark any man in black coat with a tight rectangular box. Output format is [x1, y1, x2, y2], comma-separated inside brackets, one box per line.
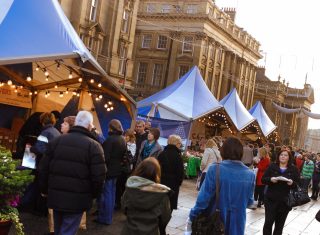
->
[39, 111, 106, 235]
[134, 120, 148, 166]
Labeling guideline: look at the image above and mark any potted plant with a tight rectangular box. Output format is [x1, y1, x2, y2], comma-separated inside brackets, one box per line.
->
[0, 146, 34, 235]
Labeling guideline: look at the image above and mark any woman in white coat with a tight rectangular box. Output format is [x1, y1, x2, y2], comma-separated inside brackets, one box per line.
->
[199, 139, 221, 189]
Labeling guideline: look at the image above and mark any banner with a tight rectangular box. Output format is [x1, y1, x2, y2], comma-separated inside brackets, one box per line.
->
[0, 84, 32, 108]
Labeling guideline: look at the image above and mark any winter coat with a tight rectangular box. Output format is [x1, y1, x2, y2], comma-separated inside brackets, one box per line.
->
[121, 176, 171, 235]
[39, 126, 106, 213]
[135, 132, 148, 158]
[136, 140, 163, 165]
[30, 124, 60, 167]
[190, 161, 255, 235]
[200, 146, 221, 172]
[102, 132, 126, 179]
[301, 160, 314, 179]
[262, 163, 300, 204]
[158, 144, 184, 209]
[241, 146, 254, 165]
[313, 161, 320, 181]
[256, 157, 270, 185]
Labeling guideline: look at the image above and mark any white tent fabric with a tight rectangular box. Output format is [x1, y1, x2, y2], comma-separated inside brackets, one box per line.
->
[220, 88, 256, 131]
[0, 0, 134, 104]
[137, 66, 222, 121]
[272, 102, 300, 114]
[302, 109, 320, 119]
[249, 101, 277, 137]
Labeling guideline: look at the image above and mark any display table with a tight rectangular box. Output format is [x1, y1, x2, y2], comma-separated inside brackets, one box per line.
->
[186, 156, 201, 177]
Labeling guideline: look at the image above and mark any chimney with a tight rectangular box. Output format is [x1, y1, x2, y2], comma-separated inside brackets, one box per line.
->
[222, 7, 236, 22]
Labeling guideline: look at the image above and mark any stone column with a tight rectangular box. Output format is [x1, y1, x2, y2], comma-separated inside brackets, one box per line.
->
[220, 51, 231, 98]
[217, 49, 226, 100]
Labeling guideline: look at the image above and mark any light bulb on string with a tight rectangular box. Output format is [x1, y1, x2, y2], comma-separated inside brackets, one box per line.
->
[7, 80, 12, 86]
[76, 93, 80, 97]
[95, 97, 99, 101]
[0, 82, 4, 87]
[54, 84, 58, 89]
[45, 75, 49, 81]
[59, 92, 64, 98]
[110, 106, 114, 111]
[11, 85, 16, 89]
[29, 92, 33, 96]
[68, 71, 73, 79]
[78, 77, 83, 82]
[107, 108, 111, 112]
[56, 63, 60, 70]
[104, 104, 108, 108]
[47, 91, 50, 96]
[14, 89, 18, 93]
[34, 91, 38, 95]
[65, 88, 69, 94]
[90, 79, 94, 84]
[99, 95, 103, 99]
[72, 91, 77, 96]
[88, 92, 92, 96]
[108, 101, 112, 105]
[98, 83, 102, 88]
[35, 65, 40, 71]
[26, 74, 32, 82]
[44, 69, 49, 77]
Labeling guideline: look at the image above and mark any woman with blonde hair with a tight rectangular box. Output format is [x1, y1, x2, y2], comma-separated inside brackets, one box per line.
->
[121, 158, 171, 235]
[199, 138, 222, 189]
[255, 147, 270, 208]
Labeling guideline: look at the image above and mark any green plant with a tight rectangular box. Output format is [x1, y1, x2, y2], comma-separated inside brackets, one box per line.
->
[0, 146, 34, 235]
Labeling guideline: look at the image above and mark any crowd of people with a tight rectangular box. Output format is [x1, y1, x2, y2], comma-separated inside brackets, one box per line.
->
[14, 110, 320, 235]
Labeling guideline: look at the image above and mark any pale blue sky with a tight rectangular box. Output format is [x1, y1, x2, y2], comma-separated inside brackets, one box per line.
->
[216, 0, 320, 129]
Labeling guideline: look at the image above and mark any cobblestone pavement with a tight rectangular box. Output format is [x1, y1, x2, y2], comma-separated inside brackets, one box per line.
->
[10, 179, 320, 235]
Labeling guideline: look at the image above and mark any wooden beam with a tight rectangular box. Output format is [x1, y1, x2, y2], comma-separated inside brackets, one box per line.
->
[0, 65, 32, 88]
[33, 77, 80, 90]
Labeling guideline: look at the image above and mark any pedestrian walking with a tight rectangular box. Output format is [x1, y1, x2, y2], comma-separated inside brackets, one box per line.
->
[242, 142, 254, 167]
[115, 129, 136, 210]
[134, 120, 148, 167]
[158, 135, 184, 212]
[300, 154, 314, 191]
[254, 147, 270, 208]
[188, 137, 255, 235]
[136, 127, 162, 164]
[121, 157, 171, 235]
[199, 138, 221, 188]
[262, 149, 300, 235]
[97, 119, 126, 225]
[311, 154, 320, 200]
[39, 111, 106, 235]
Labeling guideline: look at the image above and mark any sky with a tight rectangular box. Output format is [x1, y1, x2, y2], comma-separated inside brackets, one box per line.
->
[215, 0, 320, 129]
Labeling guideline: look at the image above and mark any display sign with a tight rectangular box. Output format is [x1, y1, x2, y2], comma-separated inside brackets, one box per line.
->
[0, 84, 32, 108]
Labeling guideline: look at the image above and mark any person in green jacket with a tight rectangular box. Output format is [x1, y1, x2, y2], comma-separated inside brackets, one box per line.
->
[300, 154, 314, 191]
[121, 157, 171, 235]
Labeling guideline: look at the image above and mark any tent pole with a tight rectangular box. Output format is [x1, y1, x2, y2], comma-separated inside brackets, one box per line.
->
[184, 120, 194, 154]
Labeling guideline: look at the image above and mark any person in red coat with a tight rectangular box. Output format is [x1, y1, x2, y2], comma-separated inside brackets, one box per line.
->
[295, 153, 304, 173]
[254, 147, 271, 207]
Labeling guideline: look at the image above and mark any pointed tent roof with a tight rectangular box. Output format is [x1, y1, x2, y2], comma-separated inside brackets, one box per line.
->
[138, 66, 222, 121]
[220, 88, 255, 131]
[0, 0, 134, 104]
[250, 101, 277, 137]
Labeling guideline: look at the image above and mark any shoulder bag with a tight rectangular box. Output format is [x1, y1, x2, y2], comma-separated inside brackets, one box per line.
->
[286, 185, 310, 208]
[192, 163, 225, 235]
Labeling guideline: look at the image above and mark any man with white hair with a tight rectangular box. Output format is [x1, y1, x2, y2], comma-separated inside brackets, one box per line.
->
[39, 111, 106, 235]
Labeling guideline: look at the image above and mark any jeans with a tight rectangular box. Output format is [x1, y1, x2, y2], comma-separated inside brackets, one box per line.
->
[53, 210, 82, 235]
[98, 178, 117, 224]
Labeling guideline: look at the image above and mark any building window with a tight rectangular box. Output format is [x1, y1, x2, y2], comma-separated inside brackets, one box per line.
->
[183, 36, 193, 52]
[119, 44, 127, 75]
[186, 5, 197, 14]
[89, 0, 98, 21]
[179, 65, 190, 79]
[142, 35, 152, 48]
[121, 10, 129, 33]
[157, 35, 168, 49]
[161, 4, 171, 13]
[137, 62, 148, 84]
[152, 64, 164, 86]
[147, 3, 155, 13]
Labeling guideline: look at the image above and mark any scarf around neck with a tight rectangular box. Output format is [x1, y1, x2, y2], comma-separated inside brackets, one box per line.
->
[142, 141, 156, 160]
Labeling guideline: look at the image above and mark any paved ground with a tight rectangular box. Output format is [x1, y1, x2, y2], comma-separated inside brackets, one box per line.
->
[9, 179, 320, 235]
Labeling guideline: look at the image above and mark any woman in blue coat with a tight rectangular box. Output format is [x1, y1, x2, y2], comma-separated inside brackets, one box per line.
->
[188, 137, 255, 235]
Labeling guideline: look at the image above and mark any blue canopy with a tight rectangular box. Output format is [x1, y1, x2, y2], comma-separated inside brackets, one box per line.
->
[220, 88, 256, 131]
[138, 66, 222, 121]
[250, 101, 277, 137]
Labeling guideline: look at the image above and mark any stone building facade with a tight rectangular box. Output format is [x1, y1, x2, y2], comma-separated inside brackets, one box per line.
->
[59, 0, 139, 89]
[305, 129, 320, 152]
[130, 0, 262, 107]
[253, 67, 314, 148]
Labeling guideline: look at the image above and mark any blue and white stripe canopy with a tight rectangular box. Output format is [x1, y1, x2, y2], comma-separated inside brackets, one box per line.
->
[250, 101, 277, 137]
[137, 66, 222, 121]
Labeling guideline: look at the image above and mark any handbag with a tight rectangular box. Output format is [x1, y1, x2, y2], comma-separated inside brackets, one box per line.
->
[286, 185, 310, 207]
[192, 164, 225, 235]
